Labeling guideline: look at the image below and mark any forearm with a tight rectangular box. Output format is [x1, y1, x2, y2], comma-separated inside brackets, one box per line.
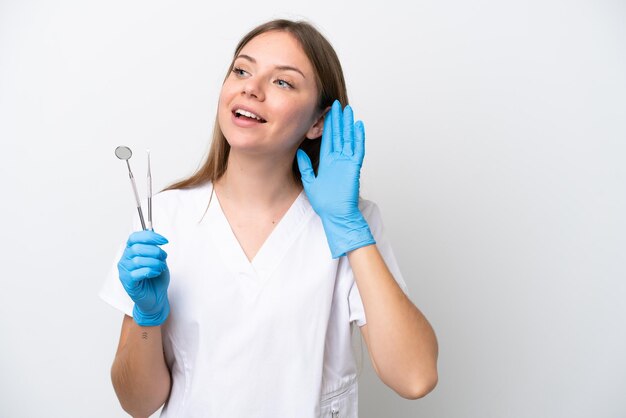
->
[348, 245, 438, 398]
[111, 317, 171, 417]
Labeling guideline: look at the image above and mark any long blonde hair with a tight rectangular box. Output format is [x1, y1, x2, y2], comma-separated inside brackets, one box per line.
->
[166, 19, 349, 190]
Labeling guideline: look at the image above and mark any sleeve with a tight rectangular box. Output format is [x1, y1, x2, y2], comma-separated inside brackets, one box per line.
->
[98, 243, 134, 317]
[348, 200, 410, 327]
[98, 210, 143, 318]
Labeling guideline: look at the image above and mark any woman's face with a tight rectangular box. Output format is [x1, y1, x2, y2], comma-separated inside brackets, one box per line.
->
[218, 30, 323, 156]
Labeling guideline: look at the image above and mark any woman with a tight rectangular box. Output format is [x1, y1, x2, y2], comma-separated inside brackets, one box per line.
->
[100, 19, 438, 418]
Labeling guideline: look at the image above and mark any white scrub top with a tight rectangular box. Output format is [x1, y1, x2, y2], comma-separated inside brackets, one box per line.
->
[99, 182, 409, 418]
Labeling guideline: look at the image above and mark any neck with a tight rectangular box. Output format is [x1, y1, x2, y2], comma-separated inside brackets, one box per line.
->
[215, 149, 302, 209]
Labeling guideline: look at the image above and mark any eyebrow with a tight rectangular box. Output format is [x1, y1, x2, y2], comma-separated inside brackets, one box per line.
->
[235, 54, 306, 79]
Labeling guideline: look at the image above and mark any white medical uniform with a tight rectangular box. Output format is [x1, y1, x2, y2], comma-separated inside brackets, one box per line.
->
[100, 181, 409, 418]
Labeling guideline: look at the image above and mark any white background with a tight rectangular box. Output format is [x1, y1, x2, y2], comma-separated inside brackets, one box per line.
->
[1, 0, 625, 417]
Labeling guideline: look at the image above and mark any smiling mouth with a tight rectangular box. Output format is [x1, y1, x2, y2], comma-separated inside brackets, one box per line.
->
[233, 109, 267, 123]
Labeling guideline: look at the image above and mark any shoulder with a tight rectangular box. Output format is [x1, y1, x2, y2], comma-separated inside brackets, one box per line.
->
[155, 181, 212, 204]
[358, 197, 382, 221]
[358, 197, 388, 238]
[152, 181, 213, 222]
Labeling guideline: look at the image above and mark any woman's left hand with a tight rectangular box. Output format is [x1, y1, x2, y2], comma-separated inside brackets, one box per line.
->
[297, 100, 375, 258]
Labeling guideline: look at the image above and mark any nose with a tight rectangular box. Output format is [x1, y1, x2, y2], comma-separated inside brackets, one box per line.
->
[242, 77, 264, 101]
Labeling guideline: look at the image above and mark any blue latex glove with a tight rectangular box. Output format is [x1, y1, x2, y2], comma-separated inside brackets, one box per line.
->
[297, 100, 375, 258]
[117, 230, 170, 326]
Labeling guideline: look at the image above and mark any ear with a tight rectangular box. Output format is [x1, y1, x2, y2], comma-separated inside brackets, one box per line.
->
[305, 106, 331, 140]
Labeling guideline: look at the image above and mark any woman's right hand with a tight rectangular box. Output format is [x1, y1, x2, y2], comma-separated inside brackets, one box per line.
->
[117, 230, 170, 326]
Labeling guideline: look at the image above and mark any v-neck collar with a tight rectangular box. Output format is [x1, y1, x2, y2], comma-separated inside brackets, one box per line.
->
[201, 182, 315, 289]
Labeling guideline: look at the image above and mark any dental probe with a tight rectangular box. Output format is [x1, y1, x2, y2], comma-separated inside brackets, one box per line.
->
[147, 149, 153, 231]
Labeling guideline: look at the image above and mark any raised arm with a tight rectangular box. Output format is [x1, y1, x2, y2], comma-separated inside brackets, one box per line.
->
[297, 100, 438, 399]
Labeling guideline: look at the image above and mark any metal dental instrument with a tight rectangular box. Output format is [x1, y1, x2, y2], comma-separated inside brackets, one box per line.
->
[147, 149, 153, 231]
[115, 145, 147, 230]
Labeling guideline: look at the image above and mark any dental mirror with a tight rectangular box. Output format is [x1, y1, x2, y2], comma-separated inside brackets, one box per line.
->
[115, 146, 132, 160]
[115, 145, 147, 230]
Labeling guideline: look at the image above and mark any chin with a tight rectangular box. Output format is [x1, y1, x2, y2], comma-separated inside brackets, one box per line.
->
[223, 134, 266, 154]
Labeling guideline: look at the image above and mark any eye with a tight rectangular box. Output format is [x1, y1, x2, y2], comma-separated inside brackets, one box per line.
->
[275, 78, 294, 89]
[232, 67, 248, 77]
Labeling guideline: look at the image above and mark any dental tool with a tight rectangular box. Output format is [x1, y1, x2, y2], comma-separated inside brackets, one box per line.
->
[147, 149, 153, 231]
[115, 145, 147, 230]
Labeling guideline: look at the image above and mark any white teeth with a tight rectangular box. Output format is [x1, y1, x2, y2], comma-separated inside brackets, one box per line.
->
[235, 109, 263, 121]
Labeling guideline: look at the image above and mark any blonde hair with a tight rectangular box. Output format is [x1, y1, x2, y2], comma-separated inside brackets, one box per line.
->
[166, 19, 349, 190]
